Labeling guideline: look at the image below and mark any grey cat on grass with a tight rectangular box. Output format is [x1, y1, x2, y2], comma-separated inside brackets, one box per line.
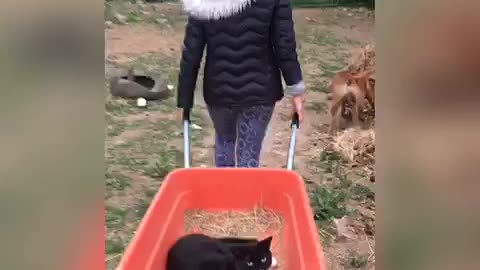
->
[167, 234, 278, 270]
[109, 68, 171, 101]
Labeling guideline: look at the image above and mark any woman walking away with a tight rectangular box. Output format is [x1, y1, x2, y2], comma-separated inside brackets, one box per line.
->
[176, 0, 306, 168]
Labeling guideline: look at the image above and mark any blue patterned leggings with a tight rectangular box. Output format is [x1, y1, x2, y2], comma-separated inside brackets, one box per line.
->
[207, 105, 275, 168]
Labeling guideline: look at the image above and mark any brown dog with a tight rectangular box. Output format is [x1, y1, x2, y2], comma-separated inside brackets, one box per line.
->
[328, 69, 375, 135]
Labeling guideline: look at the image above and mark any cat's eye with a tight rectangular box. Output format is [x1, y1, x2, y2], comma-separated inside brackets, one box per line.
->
[261, 257, 267, 263]
[246, 261, 253, 267]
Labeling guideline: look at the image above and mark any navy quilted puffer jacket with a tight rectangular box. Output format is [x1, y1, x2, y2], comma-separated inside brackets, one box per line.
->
[177, 0, 304, 109]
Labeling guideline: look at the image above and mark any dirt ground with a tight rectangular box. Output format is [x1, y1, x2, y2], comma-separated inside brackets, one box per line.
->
[105, 2, 374, 270]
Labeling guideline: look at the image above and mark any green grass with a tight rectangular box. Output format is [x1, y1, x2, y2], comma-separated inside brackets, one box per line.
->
[104, 1, 118, 22]
[318, 149, 345, 174]
[131, 54, 180, 83]
[318, 59, 344, 77]
[106, 171, 132, 191]
[135, 189, 157, 219]
[113, 156, 149, 170]
[309, 147, 375, 245]
[309, 80, 330, 93]
[106, 116, 179, 174]
[106, 121, 127, 137]
[145, 188, 157, 198]
[346, 252, 369, 269]
[317, 221, 337, 244]
[307, 101, 328, 113]
[309, 185, 349, 222]
[300, 25, 352, 79]
[309, 183, 350, 244]
[135, 198, 151, 219]
[309, 150, 351, 240]
[106, 206, 129, 229]
[143, 149, 178, 179]
[126, 11, 142, 23]
[304, 29, 341, 47]
[351, 183, 375, 201]
[337, 174, 353, 189]
[105, 0, 180, 26]
[106, 238, 125, 255]
[106, 100, 134, 116]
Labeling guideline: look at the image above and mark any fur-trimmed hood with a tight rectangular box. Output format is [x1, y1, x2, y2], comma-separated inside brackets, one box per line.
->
[181, 0, 254, 20]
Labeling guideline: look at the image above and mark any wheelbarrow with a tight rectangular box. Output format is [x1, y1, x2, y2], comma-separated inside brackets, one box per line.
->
[116, 110, 327, 270]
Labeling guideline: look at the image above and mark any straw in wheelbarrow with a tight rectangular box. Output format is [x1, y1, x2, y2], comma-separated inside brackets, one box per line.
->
[184, 207, 283, 237]
[184, 207, 285, 269]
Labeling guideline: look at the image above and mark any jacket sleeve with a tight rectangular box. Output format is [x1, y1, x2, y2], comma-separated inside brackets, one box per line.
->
[177, 16, 206, 109]
[271, 0, 305, 95]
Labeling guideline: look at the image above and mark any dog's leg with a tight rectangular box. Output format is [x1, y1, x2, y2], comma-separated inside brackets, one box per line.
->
[329, 105, 338, 135]
[329, 100, 343, 135]
[328, 85, 342, 135]
[365, 88, 375, 110]
[351, 101, 361, 128]
[328, 109, 337, 135]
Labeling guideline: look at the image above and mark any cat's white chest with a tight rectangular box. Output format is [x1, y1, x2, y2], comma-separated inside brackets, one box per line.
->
[271, 256, 278, 268]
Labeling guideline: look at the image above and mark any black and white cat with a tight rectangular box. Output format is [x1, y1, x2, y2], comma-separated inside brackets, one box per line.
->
[166, 233, 278, 270]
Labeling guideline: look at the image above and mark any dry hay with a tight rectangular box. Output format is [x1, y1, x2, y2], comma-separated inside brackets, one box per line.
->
[184, 207, 283, 238]
[347, 43, 375, 73]
[332, 128, 375, 171]
[185, 207, 285, 269]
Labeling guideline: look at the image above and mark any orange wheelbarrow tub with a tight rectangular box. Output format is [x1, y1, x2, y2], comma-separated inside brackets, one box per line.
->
[116, 112, 327, 270]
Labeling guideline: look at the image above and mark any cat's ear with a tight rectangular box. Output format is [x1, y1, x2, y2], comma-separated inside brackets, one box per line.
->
[257, 236, 273, 249]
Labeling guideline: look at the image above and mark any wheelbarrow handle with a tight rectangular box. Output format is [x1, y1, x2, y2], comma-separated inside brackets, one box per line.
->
[286, 112, 299, 171]
[183, 110, 299, 170]
[183, 108, 191, 168]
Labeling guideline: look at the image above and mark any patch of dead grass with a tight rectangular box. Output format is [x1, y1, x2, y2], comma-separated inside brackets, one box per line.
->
[332, 128, 375, 177]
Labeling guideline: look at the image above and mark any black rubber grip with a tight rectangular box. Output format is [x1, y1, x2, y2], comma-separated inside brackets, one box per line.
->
[291, 112, 300, 129]
[183, 108, 191, 122]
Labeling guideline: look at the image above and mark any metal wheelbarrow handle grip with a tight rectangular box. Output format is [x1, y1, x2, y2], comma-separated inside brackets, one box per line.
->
[286, 112, 299, 171]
